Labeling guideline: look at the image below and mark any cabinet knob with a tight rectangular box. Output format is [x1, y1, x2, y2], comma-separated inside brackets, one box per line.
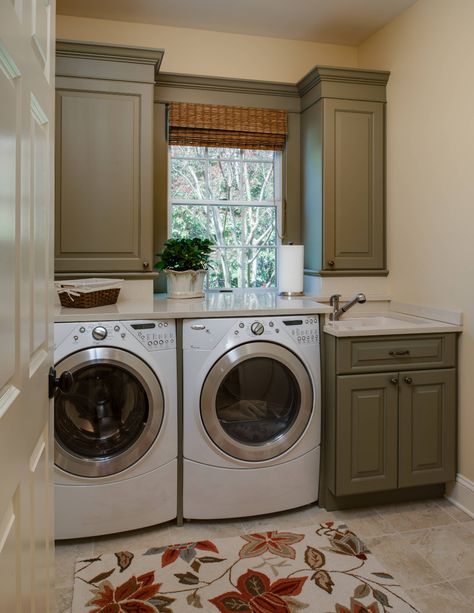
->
[404, 377, 413, 384]
[143, 261, 149, 268]
[390, 377, 398, 385]
[328, 260, 335, 267]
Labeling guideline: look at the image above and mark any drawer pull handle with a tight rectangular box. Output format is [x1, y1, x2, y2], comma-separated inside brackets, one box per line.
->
[390, 377, 398, 385]
[389, 350, 410, 356]
[404, 377, 413, 384]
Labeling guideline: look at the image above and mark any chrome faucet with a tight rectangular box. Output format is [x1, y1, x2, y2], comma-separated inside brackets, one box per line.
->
[329, 292, 367, 321]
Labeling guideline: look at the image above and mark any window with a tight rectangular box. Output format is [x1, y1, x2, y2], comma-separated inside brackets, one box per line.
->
[169, 145, 281, 289]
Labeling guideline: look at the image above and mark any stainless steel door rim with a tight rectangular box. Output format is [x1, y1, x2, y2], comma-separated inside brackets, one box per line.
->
[201, 342, 313, 461]
[54, 347, 164, 478]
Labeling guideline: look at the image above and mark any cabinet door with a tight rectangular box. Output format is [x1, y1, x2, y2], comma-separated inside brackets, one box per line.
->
[399, 369, 456, 487]
[323, 99, 385, 272]
[55, 80, 153, 272]
[335, 373, 398, 496]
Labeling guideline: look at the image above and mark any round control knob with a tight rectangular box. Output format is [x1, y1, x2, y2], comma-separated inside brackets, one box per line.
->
[250, 322, 264, 336]
[92, 326, 108, 341]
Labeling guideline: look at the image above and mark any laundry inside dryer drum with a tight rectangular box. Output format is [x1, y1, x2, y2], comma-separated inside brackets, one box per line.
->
[215, 357, 300, 445]
[55, 363, 148, 460]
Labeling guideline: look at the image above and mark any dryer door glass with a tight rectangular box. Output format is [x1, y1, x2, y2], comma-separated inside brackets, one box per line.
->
[201, 342, 313, 461]
[54, 347, 164, 478]
[215, 357, 300, 444]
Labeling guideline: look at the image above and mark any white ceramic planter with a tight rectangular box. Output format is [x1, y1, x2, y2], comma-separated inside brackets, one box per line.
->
[165, 269, 207, 299]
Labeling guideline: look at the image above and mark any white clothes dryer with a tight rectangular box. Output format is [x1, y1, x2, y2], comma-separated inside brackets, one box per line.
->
[183, 315, 321, 519]
[53, 320, 177, 539]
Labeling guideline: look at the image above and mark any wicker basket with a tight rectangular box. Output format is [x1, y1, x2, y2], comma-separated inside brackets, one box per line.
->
[56, 279, 123, 309]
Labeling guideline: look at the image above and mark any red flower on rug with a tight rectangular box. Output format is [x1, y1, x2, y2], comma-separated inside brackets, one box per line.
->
[149, 540, 219, 567]
[86, 570, 173, 613]
[239, 531, 305, 560]
[209, 568, 307, 612]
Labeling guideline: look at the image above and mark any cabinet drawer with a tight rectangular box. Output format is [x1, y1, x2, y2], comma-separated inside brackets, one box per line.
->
[336, 334, 456, 374]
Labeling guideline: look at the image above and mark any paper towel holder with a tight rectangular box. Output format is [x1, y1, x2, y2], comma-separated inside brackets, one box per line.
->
[279, 242, 305, 297]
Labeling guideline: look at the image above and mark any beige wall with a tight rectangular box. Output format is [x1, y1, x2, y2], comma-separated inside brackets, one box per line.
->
[56, 15, 357, 83]
[359, 0, 474, 482]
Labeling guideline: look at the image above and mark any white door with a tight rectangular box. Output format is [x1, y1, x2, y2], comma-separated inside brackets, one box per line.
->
[0, 0, 55, 611]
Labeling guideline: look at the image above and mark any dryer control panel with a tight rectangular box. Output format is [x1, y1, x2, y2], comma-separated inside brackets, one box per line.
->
[232, 316, 319, 345]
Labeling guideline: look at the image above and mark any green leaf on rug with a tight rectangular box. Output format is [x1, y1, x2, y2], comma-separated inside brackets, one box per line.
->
[354, 583, 370, 598]
[186, 591, 203, 608]
[148, 594, 176, 612]
[88, 568, 115, 584]
[175, 571, 200, 585]
[304, 546, 326, 570]
[312, 569, 334, 594]
[372, 572, 395, 580]
[373, 588, 392, 608]
[198, 556, 226, 563]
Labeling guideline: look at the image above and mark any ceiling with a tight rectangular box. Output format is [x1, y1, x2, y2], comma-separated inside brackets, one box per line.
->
[56, 0, 417, 46]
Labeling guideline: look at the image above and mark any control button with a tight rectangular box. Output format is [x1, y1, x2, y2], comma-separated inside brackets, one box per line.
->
[297, 336, 301, 341]
[79, 326, 85, 333]
[250, 321, 264, 336]
[234, 330, 239, 335]
[114, 325, 120, 332]
[164, 322, 168, 327]
[239, 322, 244, 328]
[92, 326, 107, 341]
[158, 323, 163, 328]
[153, 340, 158, 345]
[170, 338, 174, 343]
[269, 321, 274, 327]
[148, 341, 152, 346]
[275, 329, 280, 333]
[159, 340, 164, 345]
[165, 339, 168, 343]
[73, 335, 79, 341]
[121, 333, 126, 339]
[305, 319, 308, 324]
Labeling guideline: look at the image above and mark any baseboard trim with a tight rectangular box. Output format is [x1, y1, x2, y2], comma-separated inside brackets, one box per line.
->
[445, 473, 474, 519]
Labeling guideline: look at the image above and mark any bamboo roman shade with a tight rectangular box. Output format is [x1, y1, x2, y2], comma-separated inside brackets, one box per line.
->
[168, 102, 288, 151]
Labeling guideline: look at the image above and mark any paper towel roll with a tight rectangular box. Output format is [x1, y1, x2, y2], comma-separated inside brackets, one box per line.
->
[278, 244, 304, 295]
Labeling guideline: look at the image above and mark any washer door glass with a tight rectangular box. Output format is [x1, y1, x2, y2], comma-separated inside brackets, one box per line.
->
[55, 347, 164, 478]
[201, 342, 313, 461]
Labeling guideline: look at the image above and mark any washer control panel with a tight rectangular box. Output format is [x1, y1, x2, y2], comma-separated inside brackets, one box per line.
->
[68, 320, 176, 351]
[126, 320, 175, 351]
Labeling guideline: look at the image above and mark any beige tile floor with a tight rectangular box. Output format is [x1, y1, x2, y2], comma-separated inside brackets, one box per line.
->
[55, 497, 474, 612]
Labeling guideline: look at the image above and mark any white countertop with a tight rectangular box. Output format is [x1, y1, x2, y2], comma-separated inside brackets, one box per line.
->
[54, 291, 332, 322]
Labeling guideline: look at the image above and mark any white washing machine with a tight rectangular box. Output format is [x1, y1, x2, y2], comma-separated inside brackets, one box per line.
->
[183, 315, 321, 519]
[53, 320, 177, 539]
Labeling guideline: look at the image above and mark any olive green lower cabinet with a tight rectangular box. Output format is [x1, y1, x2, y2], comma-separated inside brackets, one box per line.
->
[321, 333, 457, 510]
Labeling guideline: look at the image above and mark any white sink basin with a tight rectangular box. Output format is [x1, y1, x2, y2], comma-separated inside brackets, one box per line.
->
[324, 312, 460, 337]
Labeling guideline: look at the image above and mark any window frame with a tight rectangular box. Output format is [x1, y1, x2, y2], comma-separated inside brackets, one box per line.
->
[167, 145, 283, 291]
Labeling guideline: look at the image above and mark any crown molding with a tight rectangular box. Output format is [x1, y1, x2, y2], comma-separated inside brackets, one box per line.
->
[297, 65, 390, 97]
[56, 40, 164, 81]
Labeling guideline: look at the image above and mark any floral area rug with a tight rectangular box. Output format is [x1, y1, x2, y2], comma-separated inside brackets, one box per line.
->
[72, 522, 420, 612]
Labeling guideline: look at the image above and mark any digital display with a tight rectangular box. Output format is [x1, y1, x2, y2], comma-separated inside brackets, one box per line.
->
[283, 320, 303, 326]
[131, 323, 156, 330]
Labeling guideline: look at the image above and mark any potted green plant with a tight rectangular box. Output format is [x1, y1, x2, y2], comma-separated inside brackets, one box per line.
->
[154, 237, 214, 298]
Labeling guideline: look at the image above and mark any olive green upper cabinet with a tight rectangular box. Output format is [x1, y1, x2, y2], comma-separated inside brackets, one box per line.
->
[55, 42, 164, 273]
[299, 67, 390, 276]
